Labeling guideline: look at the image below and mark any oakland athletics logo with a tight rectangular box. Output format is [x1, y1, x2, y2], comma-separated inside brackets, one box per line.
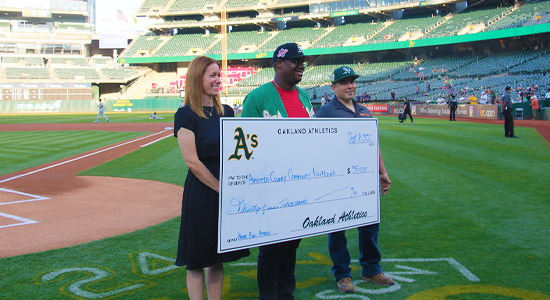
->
[228, 127, 258, 161]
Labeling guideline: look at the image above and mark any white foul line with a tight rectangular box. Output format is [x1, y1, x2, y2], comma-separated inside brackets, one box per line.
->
[0, 130, 171, 184]
[0, 212, 38, 229]
[0, 188, 50, 206]
[140, 134, 173, 147]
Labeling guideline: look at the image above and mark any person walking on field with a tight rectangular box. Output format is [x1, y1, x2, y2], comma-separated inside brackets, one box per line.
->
[501, 86, 518, 138]
[449, 95, 457, 121]
[400, 97, 413, 124]
[95, 99, 109, 123]
[173, 56, 250, 300]
[315, 66, 394, 293]
[241, 42, 315, 300]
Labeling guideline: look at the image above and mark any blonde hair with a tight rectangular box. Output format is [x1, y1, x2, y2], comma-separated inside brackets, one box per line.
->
[185, 56, 224, 118]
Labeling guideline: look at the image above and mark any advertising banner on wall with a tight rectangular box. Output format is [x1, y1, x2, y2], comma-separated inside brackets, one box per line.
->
[0, 100, 97, 114]
[388, 104, 498, 119]
[99, 33, 128, 49]
[362, 104, 388, 113]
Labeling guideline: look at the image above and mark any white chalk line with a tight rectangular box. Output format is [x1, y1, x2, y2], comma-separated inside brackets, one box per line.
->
[0, 188, 50, 206]
[0, 212, 38, 229]
[140, 134, 173, 148]
[0, 129, 171, 229]
[0, 188, 51, 228]
[0, 129, 171, 184]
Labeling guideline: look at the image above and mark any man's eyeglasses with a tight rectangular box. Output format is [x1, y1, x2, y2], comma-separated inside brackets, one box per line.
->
[282, 58, 308, 67]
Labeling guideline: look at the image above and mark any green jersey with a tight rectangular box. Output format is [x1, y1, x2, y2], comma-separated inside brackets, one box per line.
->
[241, 82, 314, 118]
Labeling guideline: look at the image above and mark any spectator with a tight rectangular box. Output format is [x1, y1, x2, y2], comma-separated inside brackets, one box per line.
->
[390, 89, 396, 101]
[480, 91, 488, 104]
[489, 89, 496, 104]
[546, 88, 550, 101]
[469, 94, 478, 105]
[426, 81, 431, 92]
[516, 84, 523, 99]
[525, 85, 532, 101]
[542, 65, 547, 76]
[415, 85, 420, 94]
[531, 95, 539, 120]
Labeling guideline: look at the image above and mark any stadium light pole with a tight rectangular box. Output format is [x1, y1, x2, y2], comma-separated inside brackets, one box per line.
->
[221, 6, 228, 97]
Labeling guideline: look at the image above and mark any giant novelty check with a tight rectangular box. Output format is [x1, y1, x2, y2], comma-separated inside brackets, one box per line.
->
[218, 118, 380, 253]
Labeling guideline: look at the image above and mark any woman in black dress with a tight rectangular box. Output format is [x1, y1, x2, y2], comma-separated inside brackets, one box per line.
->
[174, 56, 249, 300]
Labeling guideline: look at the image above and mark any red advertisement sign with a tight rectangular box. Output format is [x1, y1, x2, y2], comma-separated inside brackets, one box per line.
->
[362, 104, 388, 113]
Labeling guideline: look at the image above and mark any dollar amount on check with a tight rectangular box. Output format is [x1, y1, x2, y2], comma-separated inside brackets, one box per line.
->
[218, 118, 380, 253]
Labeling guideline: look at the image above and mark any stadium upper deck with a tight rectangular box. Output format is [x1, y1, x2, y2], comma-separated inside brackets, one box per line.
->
[124, 0, 550, 65]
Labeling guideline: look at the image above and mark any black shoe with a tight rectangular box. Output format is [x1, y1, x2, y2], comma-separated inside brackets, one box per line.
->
[510, 135, 519, 138]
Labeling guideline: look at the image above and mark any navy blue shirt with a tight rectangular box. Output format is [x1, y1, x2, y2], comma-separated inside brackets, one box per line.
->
[315, 96, 372, 118]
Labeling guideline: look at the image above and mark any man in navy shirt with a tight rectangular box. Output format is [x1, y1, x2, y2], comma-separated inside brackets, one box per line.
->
[501, 86, 518, 138]
[316, 66, 394, 293]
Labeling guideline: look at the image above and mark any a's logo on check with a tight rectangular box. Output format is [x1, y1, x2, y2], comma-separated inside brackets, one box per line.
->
[229, 127, 258, 161]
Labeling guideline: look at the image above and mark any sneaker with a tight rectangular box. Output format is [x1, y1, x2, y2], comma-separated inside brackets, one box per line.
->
[336, 277, 355, 293]
[399, 121, 403, 123]
[106, 119, 109, 123]
[361, 273, 395, 286]
[411, 122, 414, 124]
[510, 135, 519, 138]
[94, 120, 98, 123]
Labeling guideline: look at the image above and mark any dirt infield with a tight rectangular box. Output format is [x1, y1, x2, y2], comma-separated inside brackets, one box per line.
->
[0, 122, 182, 258]
[0, 118, 548, 259]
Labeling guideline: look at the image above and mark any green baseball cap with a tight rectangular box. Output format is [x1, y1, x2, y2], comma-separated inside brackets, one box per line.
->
[332, 66, 360, 84]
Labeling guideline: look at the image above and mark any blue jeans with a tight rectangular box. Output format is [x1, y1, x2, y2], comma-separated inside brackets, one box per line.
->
[328, 223, 382, 281]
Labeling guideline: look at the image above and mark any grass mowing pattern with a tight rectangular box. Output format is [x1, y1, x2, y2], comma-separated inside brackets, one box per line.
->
[0, 113, 175, 124]
[0, 131, 145, 176]
[78, 136, 186, 186]
[0, 116, 548, 299]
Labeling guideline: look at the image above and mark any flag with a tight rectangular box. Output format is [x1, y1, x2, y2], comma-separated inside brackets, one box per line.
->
[116, 9, 127, 22]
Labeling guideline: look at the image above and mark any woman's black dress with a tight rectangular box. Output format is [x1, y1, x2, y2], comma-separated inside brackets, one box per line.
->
[174, 104, 250, 270]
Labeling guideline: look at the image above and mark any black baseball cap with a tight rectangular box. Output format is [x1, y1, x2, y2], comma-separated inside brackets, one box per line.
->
[272, 43, 315, 63]
[505, 86, 512, 90]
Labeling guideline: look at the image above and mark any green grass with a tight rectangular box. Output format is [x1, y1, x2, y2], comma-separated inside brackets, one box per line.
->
[0, 113, 175, 124]
[0, 131, 146, 176]
[0, 116, 549, 300]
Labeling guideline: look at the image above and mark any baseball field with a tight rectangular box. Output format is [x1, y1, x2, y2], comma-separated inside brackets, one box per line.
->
[0, 112, 549, 300]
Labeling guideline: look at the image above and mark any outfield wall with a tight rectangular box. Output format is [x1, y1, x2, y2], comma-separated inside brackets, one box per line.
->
[387, 104, 500, 119]
[0, 99, 538, 120]
[0, 96, 246, 114]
